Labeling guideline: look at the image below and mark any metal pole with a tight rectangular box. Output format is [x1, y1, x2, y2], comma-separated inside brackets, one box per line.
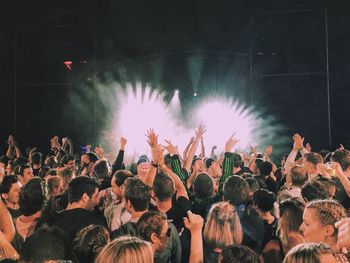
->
[325, 8, 332, 149]
[13, 28, 17, 135]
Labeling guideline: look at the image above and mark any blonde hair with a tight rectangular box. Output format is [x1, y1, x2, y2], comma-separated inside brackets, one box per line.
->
[306, 199, 346, 227]
[95, 236, 154, 263]
[203, 201, 243, 250]
[283, 242, 333, 263]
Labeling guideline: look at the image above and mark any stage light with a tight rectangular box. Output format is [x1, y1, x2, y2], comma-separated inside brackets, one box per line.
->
[193, 92, 197, 97]
[63, 61, 72, 70]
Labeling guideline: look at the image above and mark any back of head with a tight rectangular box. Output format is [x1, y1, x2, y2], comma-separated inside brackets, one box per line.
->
[204, 201, 243, 250]
[137, 211, 167, 242]
[223, 175, 249, 206]
[73, 224, 110, 263]
[245, 177, 260, 195]
[258, 161, 273, 176]
[124, 178, 151, 212]
[253, 189, 275, 212]
[113, 170, 133, 186]
[153, 172, 174, 201]
[331, 149, 350, 171]
[221, 244, 259, 263]
[95, 236, 153, 263]
[19, 177, 45, 216]
[290, 166, 308, 187]
[193, 173, 214, 199]
[232, 153, 243, 168]
[21, 226, 71, 263]
[93, 160, 110, 181]
[283, 242, 334, 263]
[31, 152, 43, 166]
[301, 181, 329, 202]
[304, 152, 323, 166]
[278, 198, 305, 244]
[68, 176, 99, 204]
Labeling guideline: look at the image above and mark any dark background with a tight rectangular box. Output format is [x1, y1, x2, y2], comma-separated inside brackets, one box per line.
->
[0, 0, 349, 155]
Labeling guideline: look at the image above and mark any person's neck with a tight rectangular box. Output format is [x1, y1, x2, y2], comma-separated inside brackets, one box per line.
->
[261, 212, 275, 224]
[5, 201, 18, 210]
[32, 164, 40, 169]
[325, 236, 338, 252]
[156, 199, 172, 213]
[67, 202, 87, 210]
[131, 210, 147, 220]
[233, 167, 241, 174]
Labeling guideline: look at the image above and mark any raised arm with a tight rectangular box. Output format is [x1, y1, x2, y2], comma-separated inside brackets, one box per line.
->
[199, 139, 205, 159]
[183, 125, 206, 173]
[331, 162, 350, 199]
[218, 134, 239, 192]
[112, 137, 127, 174]
[164, 140, 187, 184]
[144, 129, 159, 187]
[183, 136, 194, 162]
[184, 211, 204, 263]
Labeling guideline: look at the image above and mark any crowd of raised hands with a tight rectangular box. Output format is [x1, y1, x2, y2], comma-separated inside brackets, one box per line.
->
[1, 126, 350, 263]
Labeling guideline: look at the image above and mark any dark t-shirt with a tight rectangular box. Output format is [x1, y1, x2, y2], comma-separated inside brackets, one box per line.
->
[7, 207, 21, 219]
[150, 195, 191, 231]
[55, 208, 107, 242]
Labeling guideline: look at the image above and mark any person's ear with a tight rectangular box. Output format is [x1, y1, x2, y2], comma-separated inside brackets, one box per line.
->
[325, 224, 335, 236]
[1, 193, 8, 200]
[150, 232, 159, 245]
[82, 192, 90, 203]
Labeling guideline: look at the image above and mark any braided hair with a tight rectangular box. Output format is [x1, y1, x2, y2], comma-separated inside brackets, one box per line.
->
[306, 199, 346, 229]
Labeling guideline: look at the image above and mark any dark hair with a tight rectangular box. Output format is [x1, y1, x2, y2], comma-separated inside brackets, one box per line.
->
[0, 174, 19, 194]
[221, 244, 259, 263]
[304, 152, 323, 165]
[258, 161, 273, 176]
[73, 224, 110, 263]
[153, 172, 174, 201]
[21, 226, 71, 263]
[31, 152, 43, 166]
[253, 189, 275, 212]
[38, 166, 50, 178]
[245, 177, 260, 193]
[232, 153, 243, 168]
[290, 166, 308, 187]
[301, 181, 329, 202]
[86, 152, 99, 164]
[331, 149, 350, 171]
[93, 160, 109, 180]
[137, 211, 167, 241]
[19, 177, 45, 216]
[45, 156, 58, 169]
[0, 155, 10, 165]
[223, 175, 249, 206]
[205, 158, 215, 169]
[113, 170, 133, 187]
[15, 163, 31, 177]
[47, 176, 63, 196]
[193, 173, 214, 199]
[61, 154, 75, 165]
[124, 178, 151, 212]
[68, 176, 99, 204]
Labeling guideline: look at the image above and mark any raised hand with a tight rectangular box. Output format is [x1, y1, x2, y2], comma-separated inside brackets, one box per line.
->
[164, 140, 178, 155]
[146, 129, 158, 148]
[225, 133, 239, 153]
[183, 211, 204, 233]
[293, 133, 304, 151]
[195, 124, 206, 140]
[264, 145, 273, 156]
[120, 137, 127, 150]
[95, 146, 105, 159]
[251, 145, 258, 157]
[335, 218, 350, 252]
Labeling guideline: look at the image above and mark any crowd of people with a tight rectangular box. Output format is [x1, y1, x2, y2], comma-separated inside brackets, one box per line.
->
[1, 126, 350, 263]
